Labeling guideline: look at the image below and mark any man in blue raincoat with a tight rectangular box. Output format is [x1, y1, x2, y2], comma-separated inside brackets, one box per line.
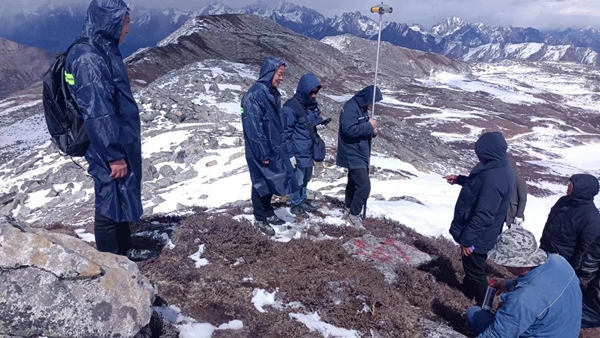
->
[336, 85, 381, 229]
[65, 0, 153, 260]
[241, 57, 298, 236]
[281, 73, 325, 216]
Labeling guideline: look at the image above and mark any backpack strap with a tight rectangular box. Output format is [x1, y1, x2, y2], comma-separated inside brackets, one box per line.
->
[64, 37, 120, 114]
[292, 97, 318, 145]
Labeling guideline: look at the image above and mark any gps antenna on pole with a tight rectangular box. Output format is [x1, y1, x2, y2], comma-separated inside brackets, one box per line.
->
[369, 2, 392, 120]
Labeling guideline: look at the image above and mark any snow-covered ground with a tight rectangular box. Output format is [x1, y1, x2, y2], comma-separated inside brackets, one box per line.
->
[1, 59, 599, 242]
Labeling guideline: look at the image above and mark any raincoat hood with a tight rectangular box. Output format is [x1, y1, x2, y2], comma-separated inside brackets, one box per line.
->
[475, 132, 508, 165]
[82, 0, 128, 44]
[294, 73, 321, 107]
[353, 85, 383, 108]
[257, 57, 286, 87]
[570, 174, 600, 201]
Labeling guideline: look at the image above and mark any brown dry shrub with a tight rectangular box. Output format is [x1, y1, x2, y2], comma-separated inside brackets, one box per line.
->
[45, 222, 78, 238]
[139, 212, 482, 338]
[580, 328, 600, 338]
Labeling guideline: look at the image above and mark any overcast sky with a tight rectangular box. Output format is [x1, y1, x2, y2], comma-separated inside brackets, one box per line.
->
[7, 0, 600, 30]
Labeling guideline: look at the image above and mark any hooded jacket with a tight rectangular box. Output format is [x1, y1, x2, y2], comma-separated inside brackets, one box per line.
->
[506, 157, 528, 226]
[335, 85, 382, 170]
[281, 73, 323, 168]
[449, 132, 515, 254]
[540, 174, 600, 270]
[65, 0, 143, 223]
[241, 57, 298, 197]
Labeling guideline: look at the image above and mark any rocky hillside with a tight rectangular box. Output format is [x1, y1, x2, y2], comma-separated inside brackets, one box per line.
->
[0, 38, 54, 99]
[2, 14, 600, 228]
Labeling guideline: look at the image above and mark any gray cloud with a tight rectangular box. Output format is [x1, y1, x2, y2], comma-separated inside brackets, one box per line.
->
[6, 0, 600, 30]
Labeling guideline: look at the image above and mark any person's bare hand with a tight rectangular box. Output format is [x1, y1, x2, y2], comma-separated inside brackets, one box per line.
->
[109, 159, 128, 179]
[491, 278, 508, 294]
[444, 175, 458, 185]
[458, 245, 473, 256]
[369, 118, 377, 130]
[373, 128, 378, 135]
[263, 160, 270, 165]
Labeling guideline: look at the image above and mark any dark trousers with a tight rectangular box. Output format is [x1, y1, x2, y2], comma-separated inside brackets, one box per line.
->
[251, 188, 275, 222]
[345, 168, 371, 216]
[582, 302, 600, 329]
[94, 212, 132, 255]
[462, 252, 489, 304]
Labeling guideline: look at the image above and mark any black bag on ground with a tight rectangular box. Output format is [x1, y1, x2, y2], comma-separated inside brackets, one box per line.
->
[42, 37, 113, 157]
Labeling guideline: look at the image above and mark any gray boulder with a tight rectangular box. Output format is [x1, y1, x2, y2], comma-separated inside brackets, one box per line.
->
[0, 216, 156, 337]
[387, 196, 425, 205]
[174, 169, 199, 183]
[0, 192, 16, 205]
[159, 165, 176, 178]
[142, 164, 159, 182]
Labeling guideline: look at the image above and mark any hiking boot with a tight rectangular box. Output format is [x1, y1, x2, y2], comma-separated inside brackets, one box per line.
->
[290, 204, 308, 216]
[347, 214, 365, 230]
[341, 207, 350, 221]
[266, 215, 286, 226]
[301, 200, 318, 212]
[256, 221, 276, 236]
[126, 248, 159, 262]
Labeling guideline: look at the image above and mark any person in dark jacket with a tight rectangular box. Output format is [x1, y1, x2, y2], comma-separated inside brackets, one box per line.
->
[282, 73, 324, 215]
[505, 156, 528, 228]
[578, 233, 600, 328]
[444, 132, 515, 303]
[241, 57, 298, 236]
[65, 0, 153, 261]
[539, 173, 600, 270]
[336, 85, 382, 229]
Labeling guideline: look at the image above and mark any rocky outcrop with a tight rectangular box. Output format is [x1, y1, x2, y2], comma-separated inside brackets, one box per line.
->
[0, 216, 156, 338]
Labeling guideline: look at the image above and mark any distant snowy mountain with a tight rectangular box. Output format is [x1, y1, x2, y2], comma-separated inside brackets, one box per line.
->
[0, 2, 191, 56]
[431, 16, 467, 38]
[2, 0, 600, 67]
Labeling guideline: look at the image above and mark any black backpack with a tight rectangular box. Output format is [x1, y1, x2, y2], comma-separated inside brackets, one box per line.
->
[42, 37, 115, 157]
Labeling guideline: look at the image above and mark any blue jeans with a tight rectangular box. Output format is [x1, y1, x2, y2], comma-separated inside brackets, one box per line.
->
[290, 166, 313, 207]
[582, 302, 600, 329]
[466, 306, 495, 335]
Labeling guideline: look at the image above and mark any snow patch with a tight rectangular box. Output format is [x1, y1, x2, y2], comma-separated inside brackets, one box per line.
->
[189, 244, 209, 267]
[155, 305, 243, 338]
[429, 72, 545, 104]
[252, 288, 279, 313]
[74, 229, 95, 243]
[289, 312, 361, 338]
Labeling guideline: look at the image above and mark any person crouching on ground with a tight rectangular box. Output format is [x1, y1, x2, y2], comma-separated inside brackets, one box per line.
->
[466, 228, 582, 337]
